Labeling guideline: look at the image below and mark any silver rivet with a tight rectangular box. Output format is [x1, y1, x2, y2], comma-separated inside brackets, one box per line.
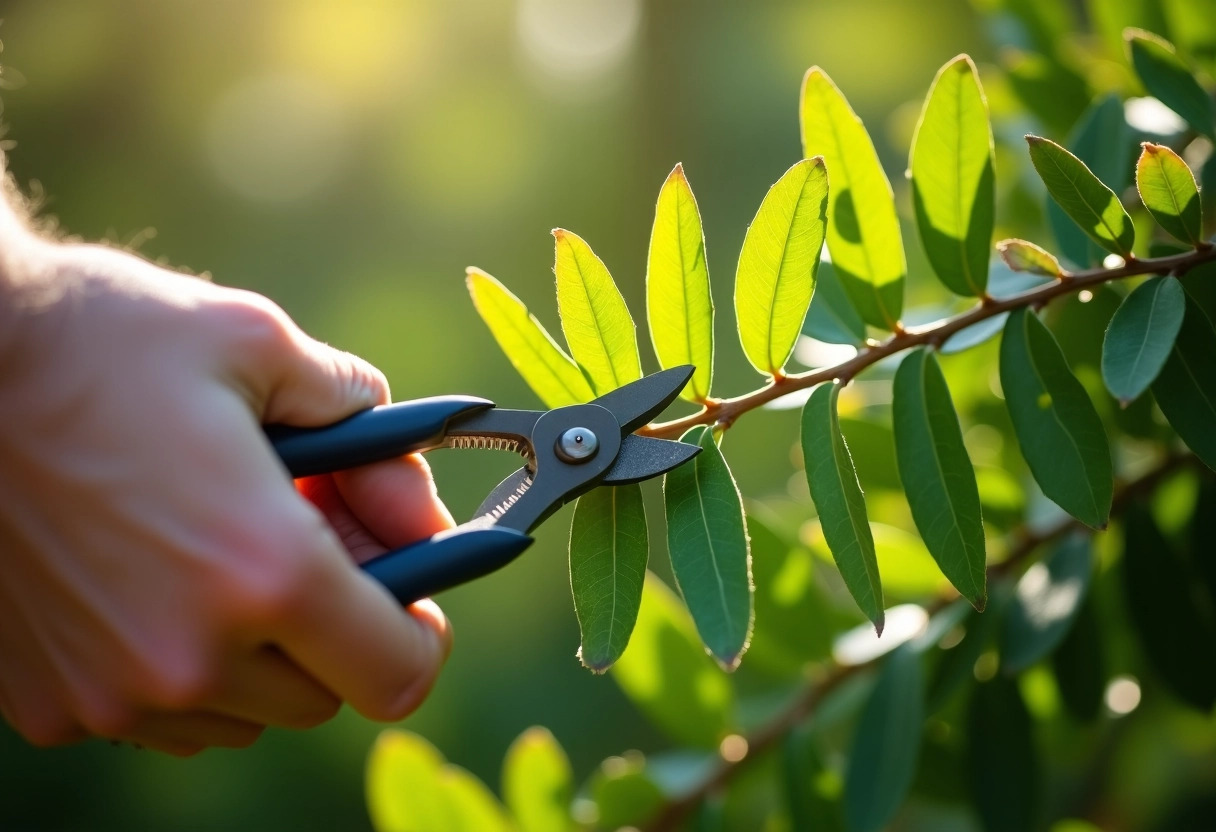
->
[556, 427, 599, 463]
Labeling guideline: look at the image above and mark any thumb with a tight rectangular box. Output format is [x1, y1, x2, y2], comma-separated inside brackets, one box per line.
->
[260, 329, 390, 427]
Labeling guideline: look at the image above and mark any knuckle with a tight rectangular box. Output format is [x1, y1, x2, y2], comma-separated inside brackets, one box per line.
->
[212, 290, 297, 358]
[140, 658, 219, 712]
[75, 696, 139, 739]
[222, 520, 334, 630]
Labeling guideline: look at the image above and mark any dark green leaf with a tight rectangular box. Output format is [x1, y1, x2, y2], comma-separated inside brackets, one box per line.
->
[1151, 296, 1216, 470]
[1000, 535, 1093, 673]
[611, 573, 734, 748]
[843, 644, 924, 832]
[1126, 28, 1216, 140]
[801, 382, 884, 633]
[664, 427, 753, 669]
[1136, 143, 1204, 246]
[553, 229, 642, 395]
[892, 349, 987, 608]
[782, 726, 844, 832]
[647, 164, 714, 402]
[926, 586, 1010, 714]
[1051, 594, 1106, 722]
[1000, 309, 1113, 528]
[503, 727, 574, 832]
[1101, 276, 1186, 404]
[1003, 50, 1091, 136]
[734, 158, 829, 376]
[996, 239, 1063, 278]
[802, 259, 867, 346]
[1027, 135, 1135, 257]
[910, 55, 994, 297]
[1121, 506, 1216, 710]
[801, 67, 906, 330]
[569, 484, 648, 673]
[467, 268, 594, 408]
[966, 677, 1040, 832]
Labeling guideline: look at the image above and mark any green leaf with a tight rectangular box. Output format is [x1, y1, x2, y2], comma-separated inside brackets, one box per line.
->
[966, 677, 1040, 832]
[366, 731, 510, 832]
[801, 382, 884, 633]
[1126, 28, 1216, 140]
[1121, 506, 1216, 710]
[1151, 296, 1216, 470]
[745, 515, 834, 676]
[1027, 135, 1135, 258]
[466, 268, 594, 408]
[647, 164, 714, 402]
[996, 239, 1063, 278]
[909, 55, 994, 297]
[553, 229, 642, 395]
[1051, 595, 1105, 722]
[590, 755, 664, 831]
[569, 484, 648, 673]
[1136, 142, 1205, 246]
[782, 727, 845, 832]
[664, 426, 754, 670]
[926, 590, 1009, 714]
[1101, 275, 1186, 404]
[503, 727, 573, 832]
[892, 349, 987, 609]
[843, 643, 924, 832]
[734, 158, 829, 376]
[1000, 535, 1093, 674]
[1000, 309, 1113, 528]
[611, 572, 734, 748]
[800, 67, 905, 330]
[1003, 50, 1091, 137]
[802, 259, 868, 346]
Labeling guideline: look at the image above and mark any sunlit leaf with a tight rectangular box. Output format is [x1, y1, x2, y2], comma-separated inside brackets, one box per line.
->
[590, 755, 664, 831]
[569, 484, 648, 673]
[802, 259, 868, 346]
[801, 67, 905, 330]
[664, 426, 753, 670]
[967, 677, 1040, 832]
[1000, 309, 1113, 528]
[996, 239, 1063, 278]
[647, 164, 714, 402]
[1027, 135, 1135, 257]
[466, 268, 594, 408]
[1000, 535, 1092, 674]
[611, 573, 735, 748]
[910, 55, 994, 297]
[503, 727, 573, 832]
[1136, 143, 1204, 246]
[553, 229, 642, 395]
[801, 382, 884, 633]
[1151, 296, 1216, 470]
[1101, 275, 1186, 405]
[1126, 28, 1216, 140]
[734, 158, 829, 376]
[844, 643, 924, 832]
[892, 349, 987, 608]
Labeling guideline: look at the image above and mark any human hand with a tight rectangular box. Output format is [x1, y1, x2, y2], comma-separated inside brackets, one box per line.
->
[0, 222, 453, 756]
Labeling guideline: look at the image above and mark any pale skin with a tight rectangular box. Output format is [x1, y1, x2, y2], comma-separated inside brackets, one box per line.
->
[0, 173, 453, 756]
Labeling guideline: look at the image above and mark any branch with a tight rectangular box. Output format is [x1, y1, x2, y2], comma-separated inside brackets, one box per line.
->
[640, 452, 1198, 832]
[640, 246, 1216, 440]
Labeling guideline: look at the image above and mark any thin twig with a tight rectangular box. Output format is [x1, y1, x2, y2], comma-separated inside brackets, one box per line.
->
[640, 453, 1197, 832]
[639, 247, 1216, 440]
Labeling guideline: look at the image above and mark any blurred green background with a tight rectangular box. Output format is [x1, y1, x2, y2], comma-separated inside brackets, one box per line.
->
[2, 0, 1189, 829]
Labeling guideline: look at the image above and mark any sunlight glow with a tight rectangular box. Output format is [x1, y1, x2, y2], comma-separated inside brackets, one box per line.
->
[516, 0, 641, 83]
[833, 604, 929, 666]
[1105, 676, 1142, 716]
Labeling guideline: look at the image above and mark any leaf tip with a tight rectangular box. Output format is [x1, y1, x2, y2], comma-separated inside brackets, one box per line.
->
[872, 617, 886, 638]
[972, 595, 988, 614]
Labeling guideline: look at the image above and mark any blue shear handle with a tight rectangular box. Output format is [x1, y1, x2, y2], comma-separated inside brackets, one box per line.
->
[363, 526, 534, 604]
[266, 395, 492, 479]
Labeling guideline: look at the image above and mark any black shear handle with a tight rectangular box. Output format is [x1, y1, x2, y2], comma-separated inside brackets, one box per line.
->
[265, 395, 531, 604]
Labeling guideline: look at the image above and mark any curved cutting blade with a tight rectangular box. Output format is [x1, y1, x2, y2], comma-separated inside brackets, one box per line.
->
[600, 434, 701, 484]
[591, 365, 695, 434]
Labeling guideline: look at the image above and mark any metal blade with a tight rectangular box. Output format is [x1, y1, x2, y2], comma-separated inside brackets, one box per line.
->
[600, 434, 701, 484]
[591, 365, 695, 434]
[473, 467, 533, 524]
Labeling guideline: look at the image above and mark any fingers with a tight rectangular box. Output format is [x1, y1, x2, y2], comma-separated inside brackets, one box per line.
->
[123, 711, 265, 757]
[206, 647, 340, 729]
[334, 455, 454, 549]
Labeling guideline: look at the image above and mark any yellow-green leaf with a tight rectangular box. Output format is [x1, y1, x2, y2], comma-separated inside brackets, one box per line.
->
[503, 727, 574, 832]
[467, 268, 594, 408]
[1026, 135, 1135, 258]
[800, 67, 906, 330]
[734, 158, 829, 376]
[553, 229, 642, 395]
[647, 164, 714, 401]
[996, 239, 1063, 278]
[1126, 28, 1216, 140]
[1136, 142, 1204, 246]
[801, 382, 884, 633]
[909, 55, 995, 297]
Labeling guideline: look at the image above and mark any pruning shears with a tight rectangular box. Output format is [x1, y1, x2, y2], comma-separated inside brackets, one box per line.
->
[265, 366, 699, 605]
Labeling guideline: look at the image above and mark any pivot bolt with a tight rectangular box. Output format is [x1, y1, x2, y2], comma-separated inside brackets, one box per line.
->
[555, 427, 599, 463]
